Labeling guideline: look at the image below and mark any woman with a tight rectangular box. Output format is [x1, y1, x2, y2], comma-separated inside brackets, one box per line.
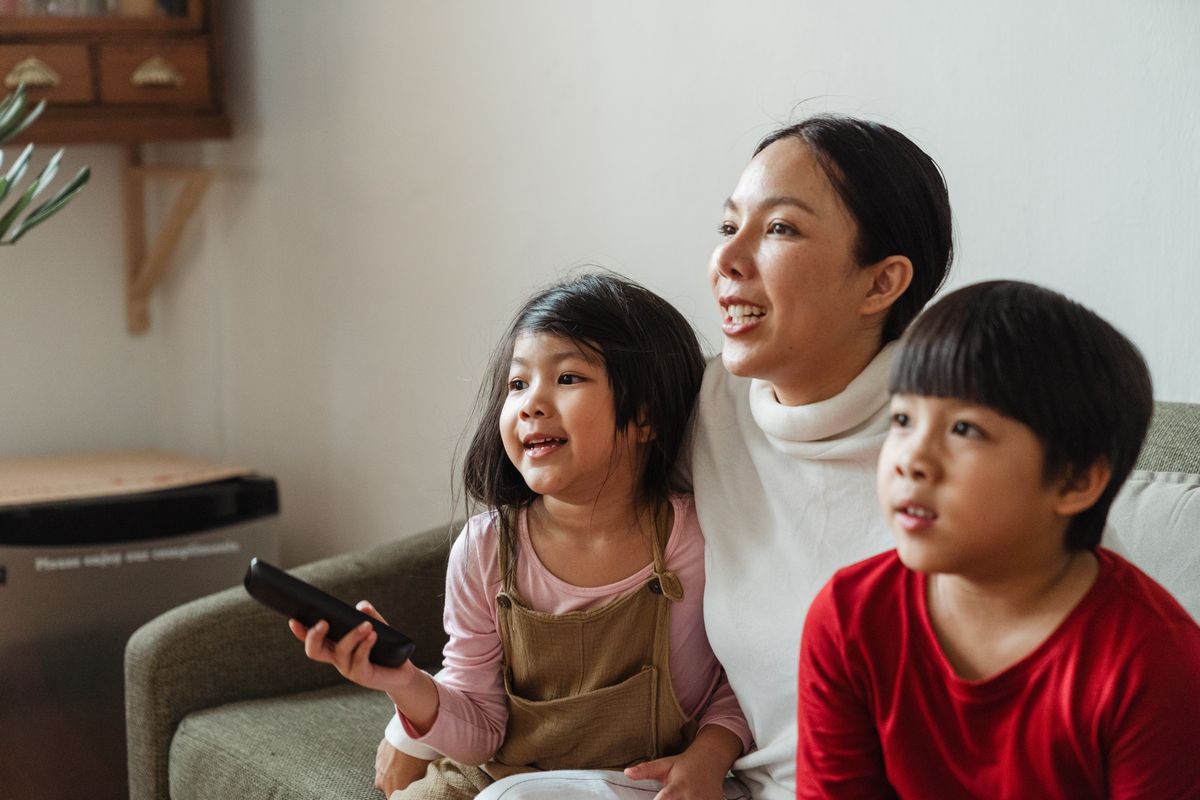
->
[688, 115, 952, 799]
[377, 115, 954, 800]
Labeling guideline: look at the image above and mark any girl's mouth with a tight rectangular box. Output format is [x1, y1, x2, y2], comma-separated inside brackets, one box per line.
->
[523, 436, 566, 456]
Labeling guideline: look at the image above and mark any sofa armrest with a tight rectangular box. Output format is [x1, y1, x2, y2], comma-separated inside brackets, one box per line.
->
[125, 525, 452, 800]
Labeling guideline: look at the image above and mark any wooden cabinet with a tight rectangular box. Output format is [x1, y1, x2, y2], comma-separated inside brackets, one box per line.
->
[0, 0, 229, 143]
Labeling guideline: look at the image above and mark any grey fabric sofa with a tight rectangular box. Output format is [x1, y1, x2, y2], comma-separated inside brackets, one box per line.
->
[125, 402, 1200, 800]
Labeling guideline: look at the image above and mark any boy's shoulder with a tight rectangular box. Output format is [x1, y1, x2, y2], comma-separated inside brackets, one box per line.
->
[828, 549, 907, 594]
[812, 550, 911, 631]
[1093, 548, 1199, 638]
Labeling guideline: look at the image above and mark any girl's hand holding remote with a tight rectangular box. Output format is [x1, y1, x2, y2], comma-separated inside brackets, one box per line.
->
[289, 600, 441, 733]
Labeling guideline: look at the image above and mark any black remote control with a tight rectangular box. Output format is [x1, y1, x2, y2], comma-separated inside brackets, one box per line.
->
[243, 557, 415, 667]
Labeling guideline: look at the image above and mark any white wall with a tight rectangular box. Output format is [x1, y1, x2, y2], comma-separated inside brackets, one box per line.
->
[5, 0, 1199, 564]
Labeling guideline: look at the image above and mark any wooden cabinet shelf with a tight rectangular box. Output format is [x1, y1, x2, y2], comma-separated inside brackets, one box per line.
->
[0, 0, 228, 143]
[1, 0, 230, 332]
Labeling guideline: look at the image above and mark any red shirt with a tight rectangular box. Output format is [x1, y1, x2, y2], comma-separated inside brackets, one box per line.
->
[797, 549, 1200, 799]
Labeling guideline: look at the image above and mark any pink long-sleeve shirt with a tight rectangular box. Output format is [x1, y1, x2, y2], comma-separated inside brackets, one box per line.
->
[399, 494, 752, 766]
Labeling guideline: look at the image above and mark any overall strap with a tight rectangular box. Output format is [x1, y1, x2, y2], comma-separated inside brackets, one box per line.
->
[648, 500, 684, 602]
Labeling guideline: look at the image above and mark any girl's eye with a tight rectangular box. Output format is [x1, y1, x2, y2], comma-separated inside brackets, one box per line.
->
[890, 412, 910, 428]
[558, 373, 584, 385]
[718, 221, 737, 237]
[951, 420, 983, 438]
[507, 378, 527, 392]
[768, 221, 797, 235]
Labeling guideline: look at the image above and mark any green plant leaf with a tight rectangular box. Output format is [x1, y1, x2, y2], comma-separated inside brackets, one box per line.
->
[8, 165, 90, 243]
[0, 148, 63, 240]
[0, 143, 34, 204]
[0, 98, 46, 145]
[0, 85, 27, 142]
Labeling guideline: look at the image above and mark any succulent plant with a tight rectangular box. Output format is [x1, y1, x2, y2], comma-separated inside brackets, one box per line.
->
[0, 84, 90, 246]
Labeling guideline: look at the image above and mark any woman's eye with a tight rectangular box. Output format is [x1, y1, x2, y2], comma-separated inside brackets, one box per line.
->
[890, 412, 910, 428]
[717, 221, 737, 237]
[507, 378, 527, 392]
[768, 221, 797, 235]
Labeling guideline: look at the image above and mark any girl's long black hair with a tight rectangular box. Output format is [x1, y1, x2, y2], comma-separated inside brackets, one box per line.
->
[459, 271, 706, 581]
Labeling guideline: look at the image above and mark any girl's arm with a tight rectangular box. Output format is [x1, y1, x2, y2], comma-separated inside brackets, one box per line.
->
[795, 581, 896, 800]
[623, 724, 743, 800]
[293, 518, 510, 765]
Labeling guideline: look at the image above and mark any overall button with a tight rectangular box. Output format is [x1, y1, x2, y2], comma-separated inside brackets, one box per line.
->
[496, 595, 513, 609]
[649, 579, 663, 594]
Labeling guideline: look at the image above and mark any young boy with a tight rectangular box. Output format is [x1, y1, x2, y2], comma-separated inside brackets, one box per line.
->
[796, 280, 1200, 799]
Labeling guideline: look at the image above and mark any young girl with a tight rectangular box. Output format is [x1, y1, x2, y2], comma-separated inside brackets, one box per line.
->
[796, 281, 1200, 798]
[293, 272, 751, 800]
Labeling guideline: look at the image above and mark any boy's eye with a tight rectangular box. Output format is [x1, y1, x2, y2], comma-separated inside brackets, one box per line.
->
[558, 373, 584, 385]
[890, 412, 910, 428]
[507, 378, 527, 392]
[951, 420, 983, 438]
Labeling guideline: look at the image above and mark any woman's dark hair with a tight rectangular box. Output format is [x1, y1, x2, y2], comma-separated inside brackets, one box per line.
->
[889, 280, 1154, 550]
[460, 271, 706, 571]
[755, 115, 954, 343]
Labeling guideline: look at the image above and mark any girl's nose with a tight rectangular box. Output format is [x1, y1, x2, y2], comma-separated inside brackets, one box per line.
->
[518, 386, 549, 419]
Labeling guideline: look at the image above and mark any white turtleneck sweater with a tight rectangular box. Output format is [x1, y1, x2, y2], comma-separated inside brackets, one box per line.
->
[691, 343, 898, 800]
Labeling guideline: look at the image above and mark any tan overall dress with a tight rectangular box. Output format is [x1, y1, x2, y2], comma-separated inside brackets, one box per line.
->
[394, 508, 697, 800]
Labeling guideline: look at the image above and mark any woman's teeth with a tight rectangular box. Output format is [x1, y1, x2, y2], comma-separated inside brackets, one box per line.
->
[726, 304, 766, 325]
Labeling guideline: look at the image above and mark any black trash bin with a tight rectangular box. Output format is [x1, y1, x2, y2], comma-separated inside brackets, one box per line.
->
[0, 452, 280, 800]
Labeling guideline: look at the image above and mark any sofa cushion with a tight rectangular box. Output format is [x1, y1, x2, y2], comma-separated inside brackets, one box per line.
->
[1107, 469, 1200, 622]
[169, 683, 392, 800]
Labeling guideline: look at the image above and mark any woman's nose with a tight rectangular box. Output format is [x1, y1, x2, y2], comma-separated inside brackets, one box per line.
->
[712, 232, 753, 281]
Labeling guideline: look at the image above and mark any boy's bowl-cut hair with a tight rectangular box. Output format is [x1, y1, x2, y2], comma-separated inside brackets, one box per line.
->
[888, 280, 1153, 550]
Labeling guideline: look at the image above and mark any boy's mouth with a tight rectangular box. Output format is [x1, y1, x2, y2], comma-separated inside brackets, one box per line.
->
[895, 502, 938, 531]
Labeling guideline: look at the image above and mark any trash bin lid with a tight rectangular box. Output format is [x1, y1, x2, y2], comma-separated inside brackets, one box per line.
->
[0, 452, 279, 547]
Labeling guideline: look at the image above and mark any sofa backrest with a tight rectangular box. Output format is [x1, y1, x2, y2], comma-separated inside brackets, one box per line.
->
[1107, 401, 1200, 622]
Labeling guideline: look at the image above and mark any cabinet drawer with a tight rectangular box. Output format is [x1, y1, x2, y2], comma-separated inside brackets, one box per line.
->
[0, 45, 94, 105]
[98, 40, 212, 108]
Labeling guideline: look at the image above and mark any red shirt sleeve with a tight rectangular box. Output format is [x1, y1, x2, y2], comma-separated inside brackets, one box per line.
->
[796, 578, 898, 800]
[1104, 607, 1200, 799]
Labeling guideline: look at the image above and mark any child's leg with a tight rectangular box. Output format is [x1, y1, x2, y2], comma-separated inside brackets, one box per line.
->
[389, 759, 493, 800]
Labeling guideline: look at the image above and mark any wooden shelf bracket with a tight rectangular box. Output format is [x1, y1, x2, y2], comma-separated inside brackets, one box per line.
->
[122, 144, 213, 334]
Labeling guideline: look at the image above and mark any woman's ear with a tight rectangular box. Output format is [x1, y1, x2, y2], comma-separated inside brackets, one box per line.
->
[859, 255, 914, 318]
[1054, 459, 1112, 517]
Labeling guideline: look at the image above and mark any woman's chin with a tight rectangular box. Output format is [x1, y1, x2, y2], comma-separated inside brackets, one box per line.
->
[720, 344, 762, 378]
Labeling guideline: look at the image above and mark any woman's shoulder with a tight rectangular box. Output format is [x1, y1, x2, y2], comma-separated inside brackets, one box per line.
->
[699, 353, 748, 403]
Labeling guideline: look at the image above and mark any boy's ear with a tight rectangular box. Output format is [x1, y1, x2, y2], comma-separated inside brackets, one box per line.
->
[859, 255, 914, 318]
[1054, 459, 1112, 517]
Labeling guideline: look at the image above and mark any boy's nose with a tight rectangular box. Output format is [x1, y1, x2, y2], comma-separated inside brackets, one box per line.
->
[895, 447, 936, 481]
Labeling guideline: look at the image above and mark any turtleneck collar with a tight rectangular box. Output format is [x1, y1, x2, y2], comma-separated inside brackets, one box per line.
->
[748, 341, 897, 458]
